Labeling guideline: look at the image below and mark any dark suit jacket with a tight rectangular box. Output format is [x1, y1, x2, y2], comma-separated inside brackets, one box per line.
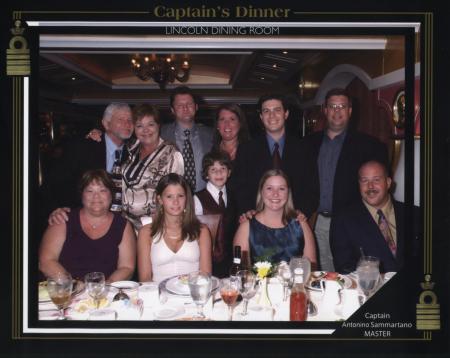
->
[231, 133, 312, 216]
[300, 129, 389, 215]
[40, 135, 128, 214]
[330, 200, 419, 273]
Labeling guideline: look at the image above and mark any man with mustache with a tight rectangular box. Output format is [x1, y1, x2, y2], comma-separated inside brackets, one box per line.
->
[300, 88, 388, 271]
[330, 160, 418, 273]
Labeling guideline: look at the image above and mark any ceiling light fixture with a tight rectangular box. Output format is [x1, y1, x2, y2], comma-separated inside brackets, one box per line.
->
[131, 54, 190, 89]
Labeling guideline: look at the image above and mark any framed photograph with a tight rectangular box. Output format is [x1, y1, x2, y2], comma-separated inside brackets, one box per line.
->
[1, 1, 448, 357]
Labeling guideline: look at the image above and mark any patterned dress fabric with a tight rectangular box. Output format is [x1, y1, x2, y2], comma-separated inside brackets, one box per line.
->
[248, 218, 304, 263]
[122, 138, 184, 230]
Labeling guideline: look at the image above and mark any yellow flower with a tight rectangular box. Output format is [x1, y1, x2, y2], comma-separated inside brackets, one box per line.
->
[254, 261, 272, 279]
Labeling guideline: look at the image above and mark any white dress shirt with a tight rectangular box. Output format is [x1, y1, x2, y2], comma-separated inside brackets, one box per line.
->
[194, 182, 228, 216]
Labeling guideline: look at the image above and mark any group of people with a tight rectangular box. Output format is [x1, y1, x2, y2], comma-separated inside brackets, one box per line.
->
[39, 85, 419, 285]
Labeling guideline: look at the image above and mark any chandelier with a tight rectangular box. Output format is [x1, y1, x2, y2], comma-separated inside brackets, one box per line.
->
[131, 55, 190, 89]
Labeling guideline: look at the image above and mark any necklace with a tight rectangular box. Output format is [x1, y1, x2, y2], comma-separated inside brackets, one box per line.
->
[164, 229, 182, 240]
[83, 211, 108, 230]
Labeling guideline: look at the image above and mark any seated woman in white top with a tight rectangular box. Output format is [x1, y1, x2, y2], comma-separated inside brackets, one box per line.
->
[137, 173, 212, 283]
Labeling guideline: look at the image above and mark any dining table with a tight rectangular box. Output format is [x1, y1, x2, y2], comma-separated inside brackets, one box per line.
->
[38, 272, 395, 322]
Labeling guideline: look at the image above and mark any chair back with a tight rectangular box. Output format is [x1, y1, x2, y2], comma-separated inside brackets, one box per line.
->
[197, 214, 222, 249]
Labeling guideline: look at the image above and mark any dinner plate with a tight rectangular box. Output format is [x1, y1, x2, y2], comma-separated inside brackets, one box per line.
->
[306, 272, 353, 291]
[161, 275, 219, 297]
[38, 279, 85, 303]
[153, 305, 185, 320]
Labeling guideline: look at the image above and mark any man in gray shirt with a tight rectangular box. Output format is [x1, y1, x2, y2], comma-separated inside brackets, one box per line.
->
[301, 88, 388, 271]
[161, 86, 214, 193]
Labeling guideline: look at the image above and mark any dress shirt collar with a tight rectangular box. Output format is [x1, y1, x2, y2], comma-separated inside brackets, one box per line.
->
[175, 121, 198, 139]
[266, 132, 286, 156]
[206, 181, 227, 206]
[324, 128, 347, 143]
[363, 196, 394, 222]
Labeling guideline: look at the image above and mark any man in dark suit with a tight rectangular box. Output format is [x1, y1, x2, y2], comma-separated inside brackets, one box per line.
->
[330, 160, 418, 273]
[42, 102, 133, 224]
[160, 86, 214, 193]
[300, 88, 388, 271]
[232, 94, 311, 216]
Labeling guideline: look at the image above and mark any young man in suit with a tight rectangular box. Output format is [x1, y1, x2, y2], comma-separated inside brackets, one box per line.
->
[300, 88, 388, 271]
[160, 86, 214, 193]
[330, 160, 418, 273]
[43, 102, 133, 224]
[231, 94, 311, 217]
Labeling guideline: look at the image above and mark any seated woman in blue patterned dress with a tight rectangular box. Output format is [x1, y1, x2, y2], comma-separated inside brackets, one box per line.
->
[233, 169, 316, 265]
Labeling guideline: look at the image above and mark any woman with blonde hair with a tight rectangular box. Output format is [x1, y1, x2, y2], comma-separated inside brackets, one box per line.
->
[233, 169, 316, 265]
[137, 173, 212, 283]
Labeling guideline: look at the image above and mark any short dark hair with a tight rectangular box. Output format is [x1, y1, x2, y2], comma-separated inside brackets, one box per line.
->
[78, 169, 115, 195]
[257, 94, 289, 113]
[169, 86, 197, 108]
[201, 150, 233, 181]
[325, 88, 353, 107]
[132, 103, 160, 125]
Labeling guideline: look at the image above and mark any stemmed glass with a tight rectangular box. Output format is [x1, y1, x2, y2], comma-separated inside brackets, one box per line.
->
[220, 278, 240, 321]
[188, 271, 212, 319]
[276, 261, 292, 301]
[289, 256, 311, 286]
[237, 270, 258, 316]
[84, 272, 106, 309]
[47, 272, 73, 320]
[356, 257, 380, 300]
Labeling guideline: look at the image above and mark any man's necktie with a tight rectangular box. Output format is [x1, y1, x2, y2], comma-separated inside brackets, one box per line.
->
[377, 209, 397, 256]
[272, 142, 282, 169]
[218, 190, 226, 210]
[182, 129, 196, 192]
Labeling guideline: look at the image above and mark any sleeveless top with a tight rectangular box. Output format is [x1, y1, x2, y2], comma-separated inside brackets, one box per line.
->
[249, 218, 304, 263]
[59, 208, 127, 280]
[150, 232, 200, 283]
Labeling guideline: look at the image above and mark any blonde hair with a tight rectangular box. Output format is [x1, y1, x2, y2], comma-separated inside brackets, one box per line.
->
[151, 173, 200, 242]
[255, 169, 297, 225]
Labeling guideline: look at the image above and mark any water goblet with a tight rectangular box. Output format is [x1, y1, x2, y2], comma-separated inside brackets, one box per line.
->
[220, 278, 240, 321]
[356, 261, 380, 300]
[46, 272, 73, 320]
[237, 270, 258, 316]
[84, 272, 106, 309]
[188, 271, 212, 319]
[276, 262, 292, 301]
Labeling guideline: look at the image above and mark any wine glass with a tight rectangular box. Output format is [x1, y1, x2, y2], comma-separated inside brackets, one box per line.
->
[237, 270, 258, 316]
[220, 278, 240, 321]
[84, 272, 106, 309]
[289, 256, 311, 286]
[276, 261, 292, 301]
[356, 260, 380, 300]
[188, 271, 212, 319]
[46, 272, 73, 320]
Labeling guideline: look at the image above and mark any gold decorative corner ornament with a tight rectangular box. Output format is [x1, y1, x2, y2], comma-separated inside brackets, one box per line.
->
[416, 274, 440, 330]
[6, 20, 30, 76]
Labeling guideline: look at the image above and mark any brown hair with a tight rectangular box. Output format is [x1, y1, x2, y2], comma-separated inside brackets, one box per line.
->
[324, 88, 353, 107]
[78, 169, 115, 196]
[214, 103, 250, 145]
[201, 150, 233, 181]
[255, 169, 297, 225]
[132, 103, 161, 125]
[151, 173, 201, 242]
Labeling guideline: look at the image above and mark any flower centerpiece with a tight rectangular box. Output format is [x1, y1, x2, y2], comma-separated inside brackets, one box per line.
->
[253, 260, 273, 307]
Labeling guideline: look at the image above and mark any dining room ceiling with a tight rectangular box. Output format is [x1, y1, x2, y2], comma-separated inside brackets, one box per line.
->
[38, 34, 404, 111]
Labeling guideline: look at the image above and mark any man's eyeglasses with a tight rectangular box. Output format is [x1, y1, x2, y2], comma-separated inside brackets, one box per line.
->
[326, 103, 349, 111]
